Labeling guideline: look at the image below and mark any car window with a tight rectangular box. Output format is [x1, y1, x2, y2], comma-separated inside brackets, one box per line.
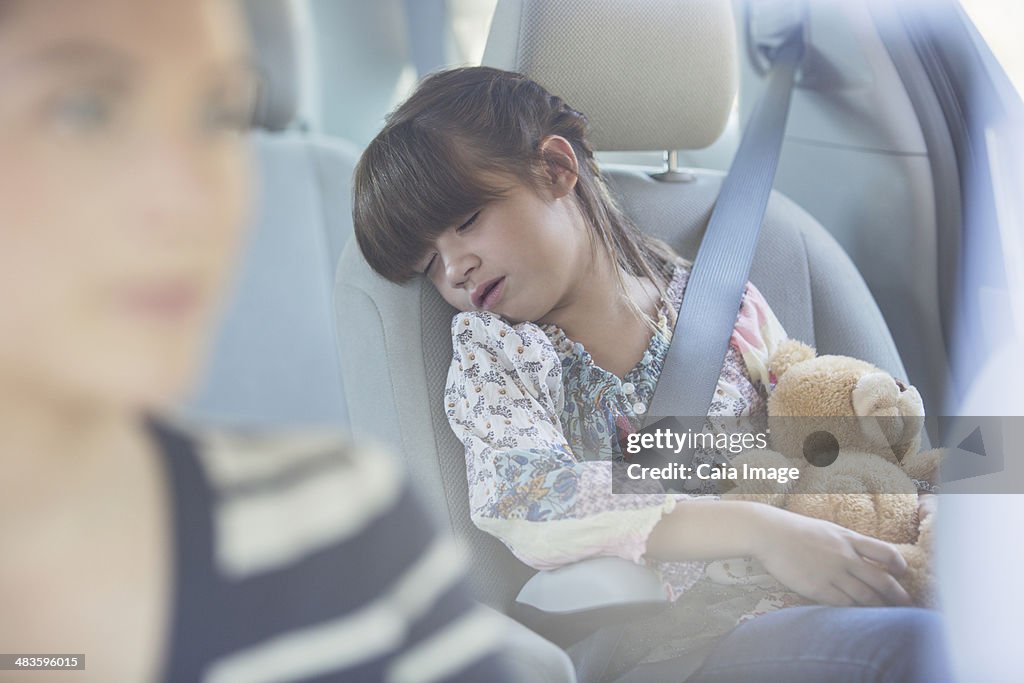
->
[958, 0, 1024, 98]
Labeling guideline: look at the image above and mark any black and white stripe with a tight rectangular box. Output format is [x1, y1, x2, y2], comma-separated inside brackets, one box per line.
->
[152, 422, 510, 683]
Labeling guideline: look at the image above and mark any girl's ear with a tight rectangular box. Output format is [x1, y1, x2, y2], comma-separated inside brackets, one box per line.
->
[538, 135, 579, 199]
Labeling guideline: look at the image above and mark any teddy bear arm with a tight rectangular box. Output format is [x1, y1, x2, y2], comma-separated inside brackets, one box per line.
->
[720, 449, 797, 505]
[889, 500, 937, 607]
[901, 447, 945, 486]
[896, 542, 936, 607]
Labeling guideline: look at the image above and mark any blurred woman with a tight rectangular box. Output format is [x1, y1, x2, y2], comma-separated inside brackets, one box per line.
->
[0, 1, 509, 681]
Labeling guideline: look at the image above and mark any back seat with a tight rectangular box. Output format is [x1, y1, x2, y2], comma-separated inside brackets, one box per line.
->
[184, 0, 358, 428]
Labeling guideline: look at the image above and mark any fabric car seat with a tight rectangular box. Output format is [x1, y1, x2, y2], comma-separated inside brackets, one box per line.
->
[335, 0, 906, 637]
[184, 0, 358, 428]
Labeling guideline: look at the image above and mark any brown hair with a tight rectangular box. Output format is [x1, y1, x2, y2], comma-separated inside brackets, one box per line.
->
[353, 66, 680, 325]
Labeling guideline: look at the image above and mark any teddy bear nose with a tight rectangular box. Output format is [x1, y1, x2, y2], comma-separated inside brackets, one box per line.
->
[895, 379, 907, 392]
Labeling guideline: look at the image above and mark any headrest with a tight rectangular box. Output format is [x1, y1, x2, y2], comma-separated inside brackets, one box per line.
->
[242, 0, 304, 131]
[482, 0, 737, 151]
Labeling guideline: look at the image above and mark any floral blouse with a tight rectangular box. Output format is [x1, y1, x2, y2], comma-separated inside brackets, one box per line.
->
[443, 263, 789, 600]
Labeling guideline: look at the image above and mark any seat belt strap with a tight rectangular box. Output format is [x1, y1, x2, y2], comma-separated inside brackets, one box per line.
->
[645, 31, 804, 453]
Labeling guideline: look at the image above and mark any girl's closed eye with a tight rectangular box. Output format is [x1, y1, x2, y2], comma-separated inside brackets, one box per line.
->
[456, 210, 481, 233]
[422, 252, 438, 276]
[420, 210, 481, 275]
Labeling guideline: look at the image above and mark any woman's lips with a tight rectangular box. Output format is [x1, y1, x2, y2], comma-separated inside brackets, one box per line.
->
[119, 283, 203, 322]
[472, 276, 506, 311]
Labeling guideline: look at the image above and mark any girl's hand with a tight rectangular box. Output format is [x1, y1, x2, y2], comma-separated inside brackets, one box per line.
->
[752, 506, 912, 607]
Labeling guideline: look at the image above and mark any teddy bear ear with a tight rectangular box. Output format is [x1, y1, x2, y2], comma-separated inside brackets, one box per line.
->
[769, 340, 817, 379]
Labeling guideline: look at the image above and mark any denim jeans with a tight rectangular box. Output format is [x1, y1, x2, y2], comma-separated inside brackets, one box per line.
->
[684, 606, 952, 683]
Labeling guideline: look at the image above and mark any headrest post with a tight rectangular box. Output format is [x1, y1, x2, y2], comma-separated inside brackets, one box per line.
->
[243, 0, 304, 132]
[650, 149, 696, 183]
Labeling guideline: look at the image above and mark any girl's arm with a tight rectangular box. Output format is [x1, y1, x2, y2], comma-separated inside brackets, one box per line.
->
[647, 499, 913, 607]
[446, 312, 698, 580]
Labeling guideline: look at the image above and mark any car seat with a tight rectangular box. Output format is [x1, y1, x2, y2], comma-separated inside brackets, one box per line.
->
[184, 0, 358, 428]
[336, 0, 907, 608]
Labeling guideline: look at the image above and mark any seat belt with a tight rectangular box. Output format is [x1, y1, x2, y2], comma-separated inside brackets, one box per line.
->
[643, 29, 805, 469]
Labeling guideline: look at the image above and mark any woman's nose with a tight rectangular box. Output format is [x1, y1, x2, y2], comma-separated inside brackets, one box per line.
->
[132, 134, 220, 239]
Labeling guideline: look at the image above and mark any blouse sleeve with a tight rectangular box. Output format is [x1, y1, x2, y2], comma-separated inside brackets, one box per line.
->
[445, 311, 681, 571]
[731, 282, 789, 392]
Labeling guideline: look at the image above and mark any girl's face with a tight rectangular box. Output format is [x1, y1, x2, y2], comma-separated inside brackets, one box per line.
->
[0, 0, 254, 409]
[418, 164, 589, 324]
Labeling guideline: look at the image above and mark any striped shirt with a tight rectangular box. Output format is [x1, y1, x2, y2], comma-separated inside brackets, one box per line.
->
[152, 420, 511, 682]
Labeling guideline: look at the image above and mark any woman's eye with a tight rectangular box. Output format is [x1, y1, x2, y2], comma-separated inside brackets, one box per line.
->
[201, 100, 253, 135]
[49, 91, 114, 132]
[202, 76, 258, 136]
[456, 211, 481, 233]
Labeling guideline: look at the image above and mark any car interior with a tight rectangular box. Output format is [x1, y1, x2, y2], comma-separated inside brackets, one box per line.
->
[182, 0, 1024, 680]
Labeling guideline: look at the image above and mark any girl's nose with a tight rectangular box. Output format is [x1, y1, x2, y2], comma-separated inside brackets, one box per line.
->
[445, 252, 480, 289]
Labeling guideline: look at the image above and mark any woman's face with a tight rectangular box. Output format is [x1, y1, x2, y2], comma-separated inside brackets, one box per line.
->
[0, 0, 254, 408]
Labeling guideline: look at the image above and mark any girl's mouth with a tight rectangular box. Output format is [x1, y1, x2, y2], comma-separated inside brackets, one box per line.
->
[472, 276, 506, 311]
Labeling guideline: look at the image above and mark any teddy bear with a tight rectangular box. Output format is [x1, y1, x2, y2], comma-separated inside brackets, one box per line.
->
[721, 339, 943, 606]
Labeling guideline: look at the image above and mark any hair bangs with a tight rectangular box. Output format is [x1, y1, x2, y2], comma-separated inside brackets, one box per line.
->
[353, 122, 509, 283]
